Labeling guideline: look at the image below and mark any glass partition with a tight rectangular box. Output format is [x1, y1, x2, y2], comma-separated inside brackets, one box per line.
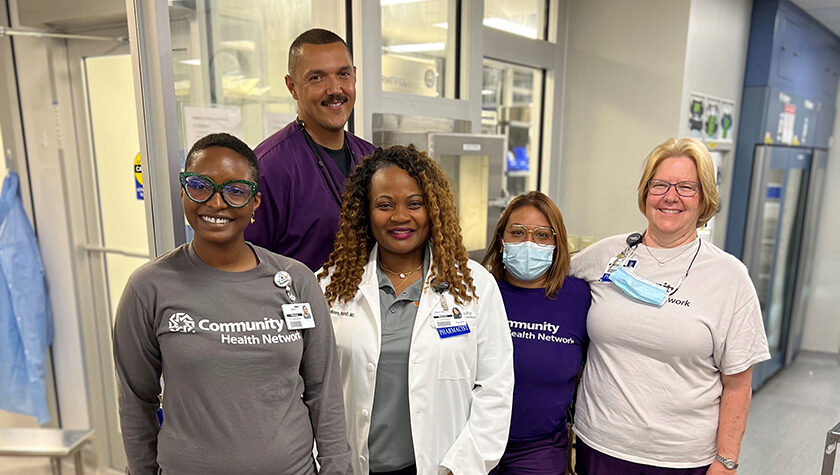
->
[381, 0, 457, 98]
[169, 0, 345, 151]
[481, 59, 543, 196]
[484, 0, 547, 40]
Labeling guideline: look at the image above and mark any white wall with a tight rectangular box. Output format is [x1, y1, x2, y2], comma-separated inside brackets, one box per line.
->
[559, 0, 754, 244]
[801, 91, 840, 355]
[559, 0, 691, 241]
[680, 0, 753, 247]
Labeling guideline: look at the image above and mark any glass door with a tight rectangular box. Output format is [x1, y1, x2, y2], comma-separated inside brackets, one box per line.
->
[63, 29, 151, 467]
[786, 148, 828, 363]
[81, 53, 151, 470]
[481, 59, 544, 196]
[743, 145, 812, 388]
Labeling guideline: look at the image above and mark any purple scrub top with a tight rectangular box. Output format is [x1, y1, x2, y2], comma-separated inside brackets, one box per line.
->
[244, 121, 376, 270]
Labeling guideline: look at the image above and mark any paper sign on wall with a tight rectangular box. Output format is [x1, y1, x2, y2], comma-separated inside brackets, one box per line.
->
[781, 104, 796, 145]
[183, 105, 243, 150]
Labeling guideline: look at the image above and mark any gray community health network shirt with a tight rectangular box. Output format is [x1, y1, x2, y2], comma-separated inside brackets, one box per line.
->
[113, 243, 351, 475]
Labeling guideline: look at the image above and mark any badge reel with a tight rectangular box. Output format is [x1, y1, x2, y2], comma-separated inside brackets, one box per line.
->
[274, 271, 315, 330]
[431, 281, 469, 339]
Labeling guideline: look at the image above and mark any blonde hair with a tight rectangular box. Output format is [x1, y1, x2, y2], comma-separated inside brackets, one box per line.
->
[481, 191, 570, 298]
[637, 137, 719, 227]
[319, 145, 476, 305]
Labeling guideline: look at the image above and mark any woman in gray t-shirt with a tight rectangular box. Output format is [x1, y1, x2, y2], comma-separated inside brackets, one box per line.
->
[113, 133, 351, 475]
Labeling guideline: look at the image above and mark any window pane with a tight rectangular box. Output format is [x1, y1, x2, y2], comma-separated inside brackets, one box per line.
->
[381, 0, 456, 98]
[484, 0, 547, 40]
[169, 0, 345, 151]
[481, 59, 543, 196]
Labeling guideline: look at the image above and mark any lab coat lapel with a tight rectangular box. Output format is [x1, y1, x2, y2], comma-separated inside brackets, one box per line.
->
[359, 246, 382, 339]
[411, 249, 440, 342]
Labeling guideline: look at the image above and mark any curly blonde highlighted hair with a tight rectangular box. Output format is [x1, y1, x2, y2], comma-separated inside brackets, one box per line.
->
[318, 145, 476, 305]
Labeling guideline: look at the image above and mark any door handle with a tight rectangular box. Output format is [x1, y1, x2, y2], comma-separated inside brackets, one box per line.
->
[83, 245, 149, 259]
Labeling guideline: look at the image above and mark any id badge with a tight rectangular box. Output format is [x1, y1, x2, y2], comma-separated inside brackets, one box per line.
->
[433, 307, 470, 338]
[601, 257, 637, 282]
[281, 303, 315, 330]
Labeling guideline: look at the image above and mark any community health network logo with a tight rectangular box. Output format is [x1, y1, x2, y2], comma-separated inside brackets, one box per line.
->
[168, 312, 196, 333]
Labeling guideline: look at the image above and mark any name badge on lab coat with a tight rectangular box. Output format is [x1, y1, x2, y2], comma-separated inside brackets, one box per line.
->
[433, 307, 470, 338]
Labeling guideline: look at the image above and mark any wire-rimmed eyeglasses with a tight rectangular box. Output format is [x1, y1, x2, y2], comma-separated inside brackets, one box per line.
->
[647, 179, 701, 197]
[504, 224, 556, 245]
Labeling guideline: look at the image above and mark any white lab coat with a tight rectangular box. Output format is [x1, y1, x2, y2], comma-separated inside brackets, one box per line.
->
[320, 247, 514, 475]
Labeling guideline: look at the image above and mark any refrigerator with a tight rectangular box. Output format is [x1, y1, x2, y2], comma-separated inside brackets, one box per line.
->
[737, 145, 828, 387]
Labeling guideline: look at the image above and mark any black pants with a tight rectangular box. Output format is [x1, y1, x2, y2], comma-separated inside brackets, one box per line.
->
[370, 464, 417, 475]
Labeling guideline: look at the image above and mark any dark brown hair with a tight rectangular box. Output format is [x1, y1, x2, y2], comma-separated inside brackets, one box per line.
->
[481, 191, 570, 298]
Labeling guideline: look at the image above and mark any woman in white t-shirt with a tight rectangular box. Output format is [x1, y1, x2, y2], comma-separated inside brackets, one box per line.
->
[569, 137, 770, 475]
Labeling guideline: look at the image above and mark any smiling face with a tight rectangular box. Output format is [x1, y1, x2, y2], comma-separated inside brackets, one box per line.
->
[644, 155, 701, 246]
[285, 42, 356, 144]
[369, 165, 430, 265]
[181, 146, 261, 249]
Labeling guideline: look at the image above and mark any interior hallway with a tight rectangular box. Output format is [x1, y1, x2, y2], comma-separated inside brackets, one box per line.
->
[739, 351, 840, 475]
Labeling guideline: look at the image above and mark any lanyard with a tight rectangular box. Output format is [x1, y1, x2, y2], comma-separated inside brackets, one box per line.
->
[296, 118, 352, 206]
[612, 232, 701, 296]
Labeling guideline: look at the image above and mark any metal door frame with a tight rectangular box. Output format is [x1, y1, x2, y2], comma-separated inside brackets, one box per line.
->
[66, 34, 140, 471]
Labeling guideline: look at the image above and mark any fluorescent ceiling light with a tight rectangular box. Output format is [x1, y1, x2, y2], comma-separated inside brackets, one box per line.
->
[481, 89, 496, 95]
[380, 0, 424, 5]
[179, 59, 201, 66]
[483, 18, 538, 39]
[433, 22, 448, 29]
[384, 42, 445, 53]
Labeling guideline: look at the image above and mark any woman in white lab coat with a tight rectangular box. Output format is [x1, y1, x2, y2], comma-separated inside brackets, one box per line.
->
[318, 145, 514, 475]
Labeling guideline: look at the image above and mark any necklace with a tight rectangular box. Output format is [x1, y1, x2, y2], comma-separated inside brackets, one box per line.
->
[645, 239, 699, 268]
[379, 263, 423, 279]
[380, 263, 423, 295]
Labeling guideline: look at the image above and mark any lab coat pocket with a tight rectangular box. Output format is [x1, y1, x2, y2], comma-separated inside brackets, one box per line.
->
[436, 331, 477, 380]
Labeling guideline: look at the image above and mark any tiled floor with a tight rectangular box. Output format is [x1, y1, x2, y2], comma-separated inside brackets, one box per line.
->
[739, 351, 840, 475]
[2, 351, 839, 474]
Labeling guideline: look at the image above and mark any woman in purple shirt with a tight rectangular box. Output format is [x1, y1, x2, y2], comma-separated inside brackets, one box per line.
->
[482, 191, 591, 474]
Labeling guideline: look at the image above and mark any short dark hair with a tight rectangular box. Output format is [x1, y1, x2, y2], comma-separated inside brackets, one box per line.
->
[288, 28, 352, 78]
[185, 133, 259, 182]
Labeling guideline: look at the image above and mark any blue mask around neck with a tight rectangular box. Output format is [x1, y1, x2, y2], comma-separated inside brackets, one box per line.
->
[609, 266, 668, 306]
[502, 241, 555, 282]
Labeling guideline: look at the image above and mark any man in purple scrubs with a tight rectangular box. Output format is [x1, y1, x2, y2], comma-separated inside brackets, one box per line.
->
[245, 29, 375, 270]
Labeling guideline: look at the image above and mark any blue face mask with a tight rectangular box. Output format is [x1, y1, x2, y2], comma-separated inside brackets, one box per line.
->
[609, 266, 667, 307]
[502, 241, 555, 282]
